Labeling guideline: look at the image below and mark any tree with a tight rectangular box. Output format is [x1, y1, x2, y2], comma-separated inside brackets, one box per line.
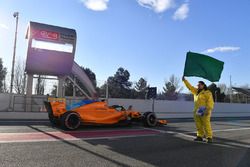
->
[107, 67, 132, 98]
[156, 92, 166, 100]
[96, 84, 106, 98]
[35, 75, 46, 95]
[217, 83, 229, 94]
[83, 67, 97, 88]
[3, 77, 8, 93]
[134, 78, 149, 99]
[14, 60, 26, 94]
[0, 58, 7, 93]
[208, 83, 225, 102]
[184, 93, 194, 101]
[135, 78, 148, 92]
[163, 75, 183, 100]
[217, 83, 233, 102]
[64, 79, 74, 96]
[51, 85, 57, 97]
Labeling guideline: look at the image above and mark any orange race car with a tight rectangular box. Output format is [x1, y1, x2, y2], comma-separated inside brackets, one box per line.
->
[44, 98, 167, 130]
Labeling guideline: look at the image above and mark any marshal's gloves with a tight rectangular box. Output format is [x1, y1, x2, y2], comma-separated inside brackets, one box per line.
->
[196, 106, 206, 116]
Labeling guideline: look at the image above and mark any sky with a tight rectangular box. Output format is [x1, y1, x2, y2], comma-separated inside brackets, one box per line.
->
[0, 0, 250, 92]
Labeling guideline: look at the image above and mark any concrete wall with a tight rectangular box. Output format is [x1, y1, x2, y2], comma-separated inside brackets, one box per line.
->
[108, 98, 250, 118]
[0, 94, 11, 111]
[0, 94, 250, 119]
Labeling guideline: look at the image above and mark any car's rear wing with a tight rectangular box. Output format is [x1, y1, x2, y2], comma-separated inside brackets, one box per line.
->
[44, 98, 67, 117]
[44, 101, 53, 116]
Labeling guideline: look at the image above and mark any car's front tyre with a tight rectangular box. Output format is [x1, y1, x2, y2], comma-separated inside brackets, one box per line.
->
[143, 112, 158, 127]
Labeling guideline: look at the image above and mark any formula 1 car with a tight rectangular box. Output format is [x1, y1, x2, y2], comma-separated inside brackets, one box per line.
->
[44, 98, 167, 130]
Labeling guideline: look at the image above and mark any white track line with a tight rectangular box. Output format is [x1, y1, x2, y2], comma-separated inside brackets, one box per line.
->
[146, 128, 250, 148]
[0, 134, 157, 144]
[188, 127, 250, 134]
[213, 127, 250, 133]
[1, 128, 150, 135]
[143, 128, 195, 139]
[215, 122, 250, 127]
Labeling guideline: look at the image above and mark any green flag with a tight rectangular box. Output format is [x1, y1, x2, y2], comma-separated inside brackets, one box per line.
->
[184, 52, 224, 82]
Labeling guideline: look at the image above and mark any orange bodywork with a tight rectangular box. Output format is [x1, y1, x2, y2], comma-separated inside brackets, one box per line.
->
[157, 119, 168, 125]
[48, 98, 67, 117]
[48, 98, 142, 125]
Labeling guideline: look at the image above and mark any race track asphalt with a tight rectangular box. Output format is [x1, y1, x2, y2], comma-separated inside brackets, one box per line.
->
[0, 118, 249, 167]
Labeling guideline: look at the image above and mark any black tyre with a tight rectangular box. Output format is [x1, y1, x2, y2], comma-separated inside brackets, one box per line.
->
[48, 114, 60, 126]
[143, 112, 157, 127]
[44, 101, 59, 126]
[60, 112, 81, 130]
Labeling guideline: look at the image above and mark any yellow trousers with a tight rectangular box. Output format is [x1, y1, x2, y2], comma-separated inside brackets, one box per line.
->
[194, 112, 213, 138]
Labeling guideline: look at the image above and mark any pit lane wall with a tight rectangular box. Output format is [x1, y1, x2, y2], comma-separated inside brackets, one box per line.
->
[0, 94, 250, 118]
[0, 93, 11, 111]
[108, 98, 250, 118]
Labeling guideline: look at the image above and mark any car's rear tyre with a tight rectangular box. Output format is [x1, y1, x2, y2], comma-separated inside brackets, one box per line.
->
[60, 112, 81, 130]
[44, 101, 59, 126]
[49, 114, 60, 126]
[143, 112, 157, 127]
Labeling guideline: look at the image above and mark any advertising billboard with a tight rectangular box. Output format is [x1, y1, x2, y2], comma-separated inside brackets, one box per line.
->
[25, 22, 77, 76]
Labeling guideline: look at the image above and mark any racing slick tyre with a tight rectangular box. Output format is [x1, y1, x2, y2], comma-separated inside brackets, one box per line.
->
[43, 101, 59, 126]
[60, 111, 81, 130]
[48, 114, 60, 126]
[143, 112, 158, 127]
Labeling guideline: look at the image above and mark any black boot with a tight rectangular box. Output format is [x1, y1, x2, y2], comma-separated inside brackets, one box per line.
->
[194, 136, 203, 142]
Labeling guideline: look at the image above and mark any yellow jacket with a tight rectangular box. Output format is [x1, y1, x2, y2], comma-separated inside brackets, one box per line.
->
[183, 79, 214, 113]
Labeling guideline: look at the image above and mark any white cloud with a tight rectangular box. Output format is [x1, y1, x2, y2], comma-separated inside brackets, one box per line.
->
[81, 0, 109, 11]
[137, 0, 175, 13]
[173, 3, 189, 20]
[203, 46, 240, 53]
[0, 24, 8, 30]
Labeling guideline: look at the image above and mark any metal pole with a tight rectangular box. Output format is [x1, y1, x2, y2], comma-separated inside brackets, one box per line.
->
[37, 75, 41, 94]
[73, 77, 76, 98]
[22, 72, 26, 94]
[215, 90, 218, 102]
[106, 80, 109, 105]
[152, 98, 155, 113]
[230, 75, 232, 103]
[10, 12, 19, 93]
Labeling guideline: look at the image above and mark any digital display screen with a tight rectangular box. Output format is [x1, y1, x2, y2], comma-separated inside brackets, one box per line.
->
[31, 39, 73, 53]
[25, 22, 77, 75]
